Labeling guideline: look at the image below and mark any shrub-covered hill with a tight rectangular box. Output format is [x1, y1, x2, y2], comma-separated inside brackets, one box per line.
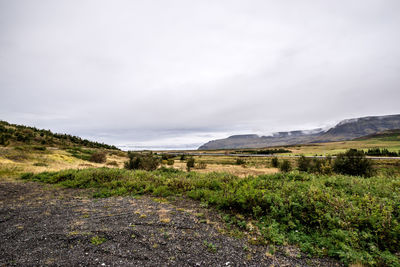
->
[0, 120, 118, 150]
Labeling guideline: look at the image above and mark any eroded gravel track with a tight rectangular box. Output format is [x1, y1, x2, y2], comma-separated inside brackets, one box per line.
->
[0, 181, 342, 266]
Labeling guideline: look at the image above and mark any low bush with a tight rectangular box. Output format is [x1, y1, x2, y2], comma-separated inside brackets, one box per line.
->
[297, 155, 311, 172]
[279, 160, 291, 172]
[186, 157, 195, 171]
[297, 156, 332, 175]
[333, 149, 374, 177]
[236, 158, 246, 165]
[89, 151, 107, 163]
[124, 152, 160, 171]
[271, 157, 279, 168]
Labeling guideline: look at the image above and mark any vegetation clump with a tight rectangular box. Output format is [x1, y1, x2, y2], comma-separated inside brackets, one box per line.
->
[196, 161, 207, 169]
[186, 157, 195, 171]
[279, 159, 291, 172]
[333, 149, 374, 177]
[89, 151, 107, 163]
[365, 148, 399, 157]
[271, 157, 279, 168]
[124, 152, 160, 171]
[297, 155, 332, 174]
[236, 148, 291, 155]
[236, 158, 246, 165]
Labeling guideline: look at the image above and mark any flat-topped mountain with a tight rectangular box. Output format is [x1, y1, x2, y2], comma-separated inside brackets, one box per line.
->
[198, 114, 400, 150]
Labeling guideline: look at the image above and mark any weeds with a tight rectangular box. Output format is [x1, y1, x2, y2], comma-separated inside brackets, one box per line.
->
[203, 240, 217, 253]
[90, 236, 106, 245]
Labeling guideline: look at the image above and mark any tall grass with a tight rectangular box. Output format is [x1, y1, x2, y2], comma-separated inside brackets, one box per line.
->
[21, 168, 400, 266]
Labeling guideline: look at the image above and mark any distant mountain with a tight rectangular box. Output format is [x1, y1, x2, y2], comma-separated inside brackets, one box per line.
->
[198, 114, 400, 150]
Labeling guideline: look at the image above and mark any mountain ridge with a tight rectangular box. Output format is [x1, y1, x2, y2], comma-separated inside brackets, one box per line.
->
[198, 114, 400, 150]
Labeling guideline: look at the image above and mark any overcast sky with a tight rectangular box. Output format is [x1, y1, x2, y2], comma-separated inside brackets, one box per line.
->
[1, 0, 400, 149]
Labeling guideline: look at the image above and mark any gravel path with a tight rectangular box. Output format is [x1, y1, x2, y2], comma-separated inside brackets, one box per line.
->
[0, 181, 342, 266]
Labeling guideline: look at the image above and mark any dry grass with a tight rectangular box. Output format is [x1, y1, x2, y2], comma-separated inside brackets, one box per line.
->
[0, 146, 127, 179]
[172, 162, 278, 177]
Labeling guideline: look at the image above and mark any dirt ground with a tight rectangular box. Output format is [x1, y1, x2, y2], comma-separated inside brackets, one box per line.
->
[0, 180, 342, 266]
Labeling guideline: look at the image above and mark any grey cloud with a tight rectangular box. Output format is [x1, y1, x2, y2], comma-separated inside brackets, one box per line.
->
[1, 0, 400, 149]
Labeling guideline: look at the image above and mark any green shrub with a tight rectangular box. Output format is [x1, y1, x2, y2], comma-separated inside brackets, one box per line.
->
[297, 155, 311, 172]
[167, 159, 174, 165]
[124, 152, 160, 171]
[279, 160, 291, 172]
[271, 157, 279, 168]
[89, 151, 107, 163]
[236, 158, 245, 165]
[333, 149, 374, 177]
[186, 157, 195, 171]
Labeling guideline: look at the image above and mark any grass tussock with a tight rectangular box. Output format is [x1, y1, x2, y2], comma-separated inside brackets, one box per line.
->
[21, 167, 400, 266]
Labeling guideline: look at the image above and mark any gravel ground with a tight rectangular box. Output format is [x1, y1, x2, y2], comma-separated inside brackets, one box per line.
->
[0, 181, 343, 266]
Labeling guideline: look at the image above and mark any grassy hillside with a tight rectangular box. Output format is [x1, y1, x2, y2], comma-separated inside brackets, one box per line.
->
[0, 120, 118, 149]
[0, 120, 126, 178]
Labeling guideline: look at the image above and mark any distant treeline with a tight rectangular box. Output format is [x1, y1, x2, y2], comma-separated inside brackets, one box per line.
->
[0, 120, 118, 150]
[234, 148, 291, 155]
[365, 148, 399, 157]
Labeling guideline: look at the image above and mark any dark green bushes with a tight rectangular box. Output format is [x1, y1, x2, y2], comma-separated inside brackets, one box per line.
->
[333, 149, 374, 177]
[22, 168, 400, 265]
[124, 152, 160, 171]
[236, 148, 291, 155]
[279, 159, 292, 172]
[296, 150, 373, 177]
[236, 158, 246, 165]
[186, 157, 195, 171]
[297, 156, 332, 174]
[271, 157, 279, 167]
[365, 148, 399, 157]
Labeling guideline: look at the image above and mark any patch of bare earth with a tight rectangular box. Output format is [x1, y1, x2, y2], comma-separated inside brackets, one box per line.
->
[0, 180, 342, 266]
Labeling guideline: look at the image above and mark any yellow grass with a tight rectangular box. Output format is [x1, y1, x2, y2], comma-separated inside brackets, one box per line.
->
[0, 146, 128, 179]
[171, 162, 278, 177]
